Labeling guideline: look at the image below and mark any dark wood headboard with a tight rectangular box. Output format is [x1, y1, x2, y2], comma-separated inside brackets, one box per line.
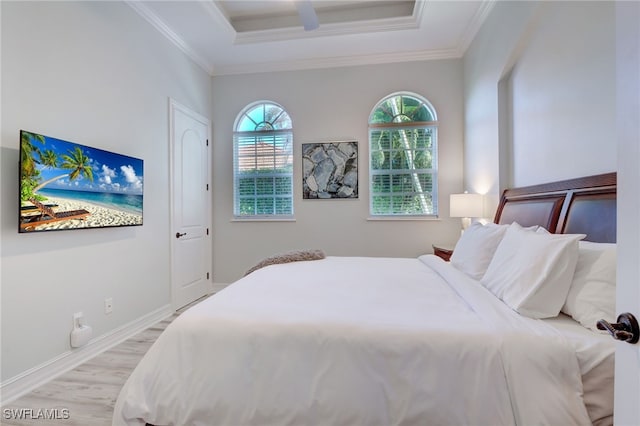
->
[493, 172, 616, 243]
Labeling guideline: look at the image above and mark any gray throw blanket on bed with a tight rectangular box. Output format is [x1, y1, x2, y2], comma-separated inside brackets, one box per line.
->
[244, 249, 326, 276]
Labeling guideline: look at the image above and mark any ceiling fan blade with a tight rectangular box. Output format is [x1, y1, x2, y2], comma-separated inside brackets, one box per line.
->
[295, 0, 319, 31]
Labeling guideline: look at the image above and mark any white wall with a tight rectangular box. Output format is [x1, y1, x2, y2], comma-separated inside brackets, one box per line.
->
[0, 2, 212, 383]
[508, 2, 615, 186]
[212, 60, 464, 283]
[464, 1, 616, 210]
[462, 1, 538, 206]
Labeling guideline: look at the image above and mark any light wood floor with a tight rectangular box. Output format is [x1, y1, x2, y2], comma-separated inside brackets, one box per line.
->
[1, 301, 196, 426]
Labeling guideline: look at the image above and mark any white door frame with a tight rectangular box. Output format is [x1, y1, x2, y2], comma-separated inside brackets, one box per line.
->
[169, 98, 212, 311]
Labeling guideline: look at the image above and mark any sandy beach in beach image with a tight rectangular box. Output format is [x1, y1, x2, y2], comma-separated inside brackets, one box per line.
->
[20, 196, 142, 231]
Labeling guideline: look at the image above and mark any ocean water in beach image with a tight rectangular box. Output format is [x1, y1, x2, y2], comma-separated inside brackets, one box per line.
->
[38, 188, 143, 215]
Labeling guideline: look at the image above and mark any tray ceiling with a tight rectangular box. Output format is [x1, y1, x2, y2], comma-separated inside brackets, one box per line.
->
[127, 0, 495, 76]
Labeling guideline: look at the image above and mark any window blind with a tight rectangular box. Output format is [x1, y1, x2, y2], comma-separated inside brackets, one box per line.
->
[369, 126, 438, 216]
[234, 130, 294, 217]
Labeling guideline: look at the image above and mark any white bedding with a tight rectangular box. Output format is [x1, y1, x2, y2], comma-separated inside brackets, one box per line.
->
[113, 255, 599, 426]
[543, 314, 615, 426]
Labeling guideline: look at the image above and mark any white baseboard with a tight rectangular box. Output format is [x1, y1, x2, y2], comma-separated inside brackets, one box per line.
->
[0, 304, 173, 406]
[211, 282, 230, 293]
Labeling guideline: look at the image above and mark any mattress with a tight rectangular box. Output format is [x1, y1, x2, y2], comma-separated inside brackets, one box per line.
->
[113, 255, 606, 426]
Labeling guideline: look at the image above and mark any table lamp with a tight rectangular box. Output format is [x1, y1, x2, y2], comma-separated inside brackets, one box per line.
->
[450, 192, 483, 231]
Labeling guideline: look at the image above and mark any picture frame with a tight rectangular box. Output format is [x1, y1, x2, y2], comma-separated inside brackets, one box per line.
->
[302, 141, 358, 199]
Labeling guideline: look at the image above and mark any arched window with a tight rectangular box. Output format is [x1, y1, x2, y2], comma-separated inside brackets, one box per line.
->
[369, 92, 438, 216]
[233, 101, 293, 218]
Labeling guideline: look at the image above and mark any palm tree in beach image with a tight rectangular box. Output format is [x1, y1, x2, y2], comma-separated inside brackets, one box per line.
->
[25, 148, 59, 206]
[39, 149, 59, 169]
[20, 131, 48, 203]
[20, 131, 45, 178]
[20, 143, 95, 230]
[32, 146, 94, 193]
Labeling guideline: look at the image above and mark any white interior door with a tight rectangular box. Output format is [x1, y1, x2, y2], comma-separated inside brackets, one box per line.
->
[170, 99, 212, 310]
[614, 2, 640, 424]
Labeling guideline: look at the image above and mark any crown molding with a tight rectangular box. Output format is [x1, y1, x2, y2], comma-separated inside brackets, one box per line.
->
[413, 0, 427, 22]
[199, 0, 237, 38]
[214, 47, 461, 76]
[126, 0, 493, 77]
[233, 15, 420, 45]
[125, 1, 216, 76]
[456, 0, 496, 56]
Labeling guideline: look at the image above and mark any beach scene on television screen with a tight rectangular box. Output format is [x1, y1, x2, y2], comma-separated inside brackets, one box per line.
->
[19, 131, 143, 232]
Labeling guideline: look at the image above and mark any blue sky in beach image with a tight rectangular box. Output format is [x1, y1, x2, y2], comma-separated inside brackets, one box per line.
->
[36, 134, 143, 194]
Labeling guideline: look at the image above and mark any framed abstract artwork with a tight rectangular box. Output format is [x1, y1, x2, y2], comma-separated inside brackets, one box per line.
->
[302, 141, 358, 199]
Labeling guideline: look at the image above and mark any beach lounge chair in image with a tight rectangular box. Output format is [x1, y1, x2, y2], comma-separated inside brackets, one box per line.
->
[20, 199, 90, 231]
[20, 203, 58, 214]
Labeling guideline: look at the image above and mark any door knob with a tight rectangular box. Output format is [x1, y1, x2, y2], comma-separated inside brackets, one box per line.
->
[176, 232, 186, 238]
[597, 313, 639, 344]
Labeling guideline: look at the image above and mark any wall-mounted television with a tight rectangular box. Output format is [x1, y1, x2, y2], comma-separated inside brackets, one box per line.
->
[19, 130, 143, 233]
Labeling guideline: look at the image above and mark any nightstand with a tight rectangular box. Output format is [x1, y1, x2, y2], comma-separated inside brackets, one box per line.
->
[432, 244, 454, 261]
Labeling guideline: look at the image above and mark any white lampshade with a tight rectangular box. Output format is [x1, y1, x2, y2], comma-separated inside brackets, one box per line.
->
[450, 193, 484, 219]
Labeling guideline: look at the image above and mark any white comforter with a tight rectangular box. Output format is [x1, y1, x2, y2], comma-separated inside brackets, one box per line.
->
[113, 256, 592, 425]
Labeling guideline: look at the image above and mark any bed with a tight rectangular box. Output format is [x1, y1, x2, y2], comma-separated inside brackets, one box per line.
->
[113, 172, 617, 426]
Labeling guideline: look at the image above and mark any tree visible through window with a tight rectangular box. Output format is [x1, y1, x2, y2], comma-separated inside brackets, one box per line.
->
[234, 101, 294, 217]
[369, 93, 438, 216]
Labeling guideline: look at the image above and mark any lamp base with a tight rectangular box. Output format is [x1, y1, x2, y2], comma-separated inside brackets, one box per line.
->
[461, 217, 472, 231]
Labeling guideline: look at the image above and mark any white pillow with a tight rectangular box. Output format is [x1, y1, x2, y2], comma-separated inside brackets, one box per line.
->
[562, 241, 616, 331]
[450, 222, 508, 280]
[480, 222, 585, 318]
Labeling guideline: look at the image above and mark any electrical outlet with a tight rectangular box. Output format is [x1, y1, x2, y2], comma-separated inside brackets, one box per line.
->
[104, 298, 113, 314]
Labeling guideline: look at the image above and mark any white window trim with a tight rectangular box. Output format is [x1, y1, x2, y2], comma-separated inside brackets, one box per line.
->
[366, 215, 440, 221]
[230, 216, 296, 222]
